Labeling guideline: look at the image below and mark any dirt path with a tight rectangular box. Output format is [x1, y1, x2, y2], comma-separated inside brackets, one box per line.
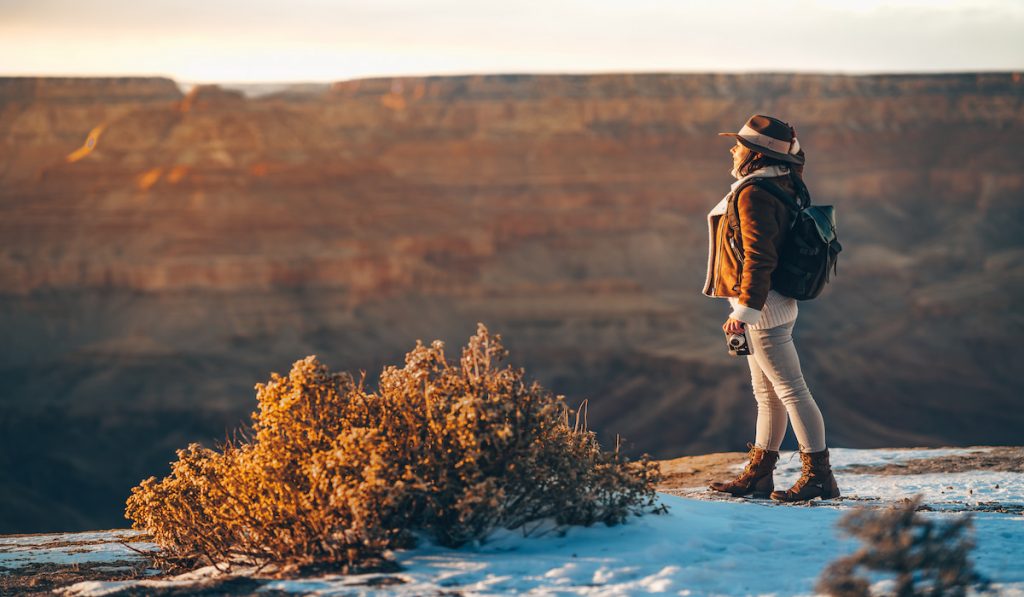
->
[838, 446, 1023, 475]
[655, 445, 1024, 493]
[655, 450, 753, 493]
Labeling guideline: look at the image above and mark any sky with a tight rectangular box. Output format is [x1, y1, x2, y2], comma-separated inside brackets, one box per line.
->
[2, 0, 1023, 84]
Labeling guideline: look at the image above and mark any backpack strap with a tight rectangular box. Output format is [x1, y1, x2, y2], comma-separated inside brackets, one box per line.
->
[725, 174, 810, 264]
[749, 178, 809, 220]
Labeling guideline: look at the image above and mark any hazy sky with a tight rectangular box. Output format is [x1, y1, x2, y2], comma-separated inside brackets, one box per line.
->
[2, 0, 1023, 83]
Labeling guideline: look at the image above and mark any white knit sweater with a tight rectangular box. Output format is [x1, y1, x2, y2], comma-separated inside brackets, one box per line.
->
[704, 165, 798, 330]
[728, 290, 797, 330]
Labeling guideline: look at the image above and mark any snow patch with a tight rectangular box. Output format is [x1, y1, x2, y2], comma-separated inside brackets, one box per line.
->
[0, 530, 156, 570]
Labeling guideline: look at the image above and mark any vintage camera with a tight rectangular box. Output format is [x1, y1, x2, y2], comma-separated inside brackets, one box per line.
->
[726, 330, 752, 356]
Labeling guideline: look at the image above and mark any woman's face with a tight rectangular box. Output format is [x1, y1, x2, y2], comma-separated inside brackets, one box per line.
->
[729, 141, 750, 178]
[730, 141, 749, 172]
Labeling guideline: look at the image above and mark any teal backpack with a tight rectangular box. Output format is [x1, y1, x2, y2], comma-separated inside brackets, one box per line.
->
[725, 173, 842, 300]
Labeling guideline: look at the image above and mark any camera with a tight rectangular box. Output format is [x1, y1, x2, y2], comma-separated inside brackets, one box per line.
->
[726, 330, 752, 356]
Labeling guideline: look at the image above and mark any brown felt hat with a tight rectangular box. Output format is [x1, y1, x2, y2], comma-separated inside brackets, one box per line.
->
[719, 114, 805, 165]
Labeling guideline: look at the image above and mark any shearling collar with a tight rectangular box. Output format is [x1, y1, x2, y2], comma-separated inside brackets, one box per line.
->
[729, 164, 791, 192]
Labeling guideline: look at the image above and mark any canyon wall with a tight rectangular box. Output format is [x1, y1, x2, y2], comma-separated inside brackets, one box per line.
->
[1, 73, 1022, 532]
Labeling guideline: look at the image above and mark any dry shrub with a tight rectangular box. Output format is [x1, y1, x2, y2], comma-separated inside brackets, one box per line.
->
[817, 494, 991, 597]
[125, 323, 662, 574]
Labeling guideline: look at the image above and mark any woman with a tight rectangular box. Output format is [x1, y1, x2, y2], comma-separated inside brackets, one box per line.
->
[701, 114, 840, 502]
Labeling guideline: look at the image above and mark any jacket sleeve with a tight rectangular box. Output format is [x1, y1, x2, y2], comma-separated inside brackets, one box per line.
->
[730, 187, 781, 325]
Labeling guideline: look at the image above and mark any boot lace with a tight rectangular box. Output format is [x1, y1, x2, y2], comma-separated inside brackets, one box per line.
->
[740, 442, 763, 476]
[792, 456, 814, 491]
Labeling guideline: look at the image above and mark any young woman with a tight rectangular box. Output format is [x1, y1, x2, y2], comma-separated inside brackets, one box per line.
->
[701, 114, 840, 502]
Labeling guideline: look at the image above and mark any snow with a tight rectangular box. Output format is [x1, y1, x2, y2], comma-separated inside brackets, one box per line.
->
[367, 496, 861, 596]
[0, 530, 156, 569]
[829, 470, 1024, 508]
[768, 447, 1023, 511]
[257, 493, 1022, 596]
[0, 530, 147, 547]
[826, 446, 997, 468]
[59, 565, 249, 597]
[9, 447, 1021, 596]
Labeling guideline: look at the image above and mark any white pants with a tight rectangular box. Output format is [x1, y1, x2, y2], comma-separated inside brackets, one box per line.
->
[746, 319, 827, 453]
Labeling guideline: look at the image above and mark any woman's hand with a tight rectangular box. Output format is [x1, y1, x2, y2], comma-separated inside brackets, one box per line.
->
[722, 317, 747, 335]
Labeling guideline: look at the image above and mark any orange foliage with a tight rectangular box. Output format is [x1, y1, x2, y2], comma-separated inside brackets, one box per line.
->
[125, 323, 662, 574]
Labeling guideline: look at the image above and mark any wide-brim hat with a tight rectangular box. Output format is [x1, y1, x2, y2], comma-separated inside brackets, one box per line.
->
[719, 114, 805, 165]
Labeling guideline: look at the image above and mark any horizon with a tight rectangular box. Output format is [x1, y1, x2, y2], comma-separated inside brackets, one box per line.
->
[3, 0, 1023, 84]
[3, 68, 1022, 88]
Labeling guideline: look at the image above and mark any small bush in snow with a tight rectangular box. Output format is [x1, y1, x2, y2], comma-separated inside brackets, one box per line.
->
[125, 323, 662, 574]
[817, 494, 990, 597]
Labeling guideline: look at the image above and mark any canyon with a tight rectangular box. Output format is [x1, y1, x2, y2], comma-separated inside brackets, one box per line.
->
[1, 72, 1022, 533]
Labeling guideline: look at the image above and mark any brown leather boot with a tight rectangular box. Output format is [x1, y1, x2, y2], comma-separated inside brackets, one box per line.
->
[708, 442, 779, 499]
[770, 448, 841, 502]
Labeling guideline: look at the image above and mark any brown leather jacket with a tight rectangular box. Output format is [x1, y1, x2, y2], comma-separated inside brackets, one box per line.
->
[702, 173, 796, 313]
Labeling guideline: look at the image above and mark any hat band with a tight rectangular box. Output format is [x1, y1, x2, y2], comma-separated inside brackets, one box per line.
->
[738, 124, 799, 155]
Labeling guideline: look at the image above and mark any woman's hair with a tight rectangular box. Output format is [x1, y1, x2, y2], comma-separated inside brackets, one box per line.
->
[736, 143, 806, 178]
[735, 143, 810, 204]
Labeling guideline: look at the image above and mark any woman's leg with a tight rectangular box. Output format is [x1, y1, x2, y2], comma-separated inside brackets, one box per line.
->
[746, 354, 788, 452]
[709, 354, 783, 496]
[746, 319, 827, 453]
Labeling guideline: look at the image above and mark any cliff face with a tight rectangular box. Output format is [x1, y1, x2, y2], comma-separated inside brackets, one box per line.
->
[1, 73, 1022, 533]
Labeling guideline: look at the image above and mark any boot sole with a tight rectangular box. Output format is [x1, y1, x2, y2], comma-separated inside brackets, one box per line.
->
[708, 486, 774, 499]
[770, 489, 841, 502]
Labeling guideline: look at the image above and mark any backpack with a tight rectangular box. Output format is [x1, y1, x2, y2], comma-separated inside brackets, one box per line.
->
[725, 173, 842, 300]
